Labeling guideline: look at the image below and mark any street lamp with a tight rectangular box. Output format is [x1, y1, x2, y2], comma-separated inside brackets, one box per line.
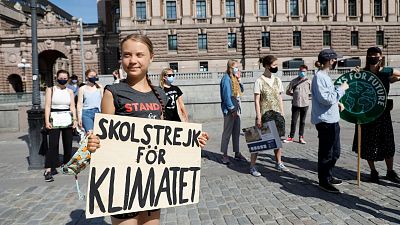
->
[17, 58, 31, 92]
[78, 18, 86, 82]
[384, 37, 390, 66]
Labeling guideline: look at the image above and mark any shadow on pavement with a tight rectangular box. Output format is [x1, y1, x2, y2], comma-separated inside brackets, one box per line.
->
[201, 149, 250, 174]
[67, 209, 111, 225]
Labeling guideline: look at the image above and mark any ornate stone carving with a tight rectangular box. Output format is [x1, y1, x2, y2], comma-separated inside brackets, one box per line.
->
[8, 53, 17, 63]
[44, 39, 55, 50]
[84, 50, 93, 60]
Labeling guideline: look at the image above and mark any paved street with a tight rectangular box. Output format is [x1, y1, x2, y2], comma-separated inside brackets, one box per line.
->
[0, 113, 399, 225]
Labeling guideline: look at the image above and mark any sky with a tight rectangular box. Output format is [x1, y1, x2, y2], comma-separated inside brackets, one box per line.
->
[49, 0, 98, 23]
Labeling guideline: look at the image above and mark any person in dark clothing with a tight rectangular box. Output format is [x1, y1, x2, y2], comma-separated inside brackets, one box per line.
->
[352, 47, 400, 184]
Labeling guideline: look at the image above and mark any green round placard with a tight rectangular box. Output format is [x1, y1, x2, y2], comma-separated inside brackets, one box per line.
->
[334, 71, 387, 124]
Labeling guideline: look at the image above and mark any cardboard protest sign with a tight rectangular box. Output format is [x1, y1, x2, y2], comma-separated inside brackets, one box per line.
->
[334, 71, 387, 124]
[86, 114, 202, 218]
[242, 121, 282, 153]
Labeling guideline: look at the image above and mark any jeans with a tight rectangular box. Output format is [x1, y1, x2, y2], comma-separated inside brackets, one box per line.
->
[316, 122, 341, 184]
[289, 106, 308, 137]
[220, 113, 241, 154]
[82, 108, 100, 132]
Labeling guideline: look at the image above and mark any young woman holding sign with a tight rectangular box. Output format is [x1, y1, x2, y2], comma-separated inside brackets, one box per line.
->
[44, 70, 77, 182]
[86, 34, 209, 225]
[352, 47, 400, 184]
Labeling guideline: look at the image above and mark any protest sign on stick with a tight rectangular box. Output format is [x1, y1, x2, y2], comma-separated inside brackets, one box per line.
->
[86, 114, 202, 218]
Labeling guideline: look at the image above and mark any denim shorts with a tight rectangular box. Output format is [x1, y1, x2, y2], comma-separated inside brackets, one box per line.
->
[82, 108, 100, 132]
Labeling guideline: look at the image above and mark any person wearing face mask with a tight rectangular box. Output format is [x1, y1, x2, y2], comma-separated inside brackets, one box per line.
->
[77, 69, 103, 132]
[43, 70, 77, 182]
[220, 59, 247, 164]
[285, 65, 311, 144]
[159, 68, 188, 122]
[352, 47, 400, 184]
[311, 49, 349, 194]
[67, 74, 79, 101]
[250, 55, 289, 177]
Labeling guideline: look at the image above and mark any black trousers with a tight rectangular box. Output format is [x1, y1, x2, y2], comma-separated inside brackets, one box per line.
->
[289, 106, 309, 137]
[45, 127, 73, 168]
[315, 122, 341, 184]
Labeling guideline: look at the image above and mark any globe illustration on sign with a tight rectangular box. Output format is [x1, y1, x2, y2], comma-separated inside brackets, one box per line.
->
[341, 81, 376, 115]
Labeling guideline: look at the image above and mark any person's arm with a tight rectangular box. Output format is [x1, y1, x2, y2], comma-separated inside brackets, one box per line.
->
[314, 75, 346, 106]
[77, 86, 84, 129]
[68, 89, 77, 129]
[389, 69, 400, 83]
[286, 82, 293, 96]
[221, 75, 235, 112]
[177, 96, 189, 122]
[279, 93, 284, 116]
[44, 87, 52, 129]
[254, 93, 262, 128]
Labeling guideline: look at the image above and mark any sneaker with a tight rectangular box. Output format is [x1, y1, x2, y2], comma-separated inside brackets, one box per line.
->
[221, 155, 230, 165]
[369, 170, 380, 184]
[44, 171, 54, 182]
[386, 170, 400, 183]
[329, 177, 342, 186]
[250, 167, 261, 177]
[234, 153, 247, 162]
[276, 162, 290, 172]
[318, 182, 341, 194]
[284, 137, 294, 143]
[299, 136, 306, 144]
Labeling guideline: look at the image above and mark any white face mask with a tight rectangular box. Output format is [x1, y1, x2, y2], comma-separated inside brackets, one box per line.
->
[233, 67, 239, 75]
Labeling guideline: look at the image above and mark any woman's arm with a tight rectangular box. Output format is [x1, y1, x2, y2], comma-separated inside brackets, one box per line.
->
[44, 87, 52, 129]
[279, 93, 284, 116]
[177, 96, 189, 122]
[76, 86, 84, 128]
[389, 69, 400, 83]
[254, 93, 262, 128]
[68, 89, 77, 129]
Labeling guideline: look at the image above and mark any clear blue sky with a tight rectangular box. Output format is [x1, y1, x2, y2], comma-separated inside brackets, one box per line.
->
[50, 0, 98, 23]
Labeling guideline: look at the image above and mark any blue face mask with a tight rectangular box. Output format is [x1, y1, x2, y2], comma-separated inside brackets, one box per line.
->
[298, 71, 306, 78]
[57, 79, 68, 85]
[167, 76, 174, 84]
[233, 67, 239, 75]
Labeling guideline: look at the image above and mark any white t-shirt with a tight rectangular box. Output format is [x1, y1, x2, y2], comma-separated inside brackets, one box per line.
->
[254, 75, 284, 94]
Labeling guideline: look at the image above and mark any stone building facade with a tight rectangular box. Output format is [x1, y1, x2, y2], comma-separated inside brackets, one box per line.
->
[98, 0, 400, 73]
[0, 0, 101, 93]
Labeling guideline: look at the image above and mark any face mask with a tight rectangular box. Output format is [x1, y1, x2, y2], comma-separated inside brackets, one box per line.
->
[88, 77, 98, 83]
[57, 79, 68, 85]
[72, 80, 78, 84]
[367, 57, 380, 65]
[233, 67, 239, 75]
[298, 71, 306, 78]
[167, 76, 174, 84]
[269, 66, 278, 73]
[331, 61, 337, 70]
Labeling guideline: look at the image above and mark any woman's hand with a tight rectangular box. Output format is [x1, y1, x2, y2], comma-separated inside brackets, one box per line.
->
[352, 66, 361, 73]
[338, 102, 345, 112]
[78, 119, 83, 129]
[198, 132, 209, 149]
[87, 133, 100, 153]
[45, 121, 52, 130]
[256, 117, 262, 129]
[72, 120, 77, 129]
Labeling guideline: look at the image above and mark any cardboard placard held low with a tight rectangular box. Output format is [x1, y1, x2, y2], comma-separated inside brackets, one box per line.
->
[242, 121, 282, 153]
[86, 113, 202, 218]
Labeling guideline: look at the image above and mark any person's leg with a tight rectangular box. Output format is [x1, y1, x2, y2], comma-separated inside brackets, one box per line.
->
[249, 153, 261, 176]
[220, 115, 234, 163]
[82, 109, 94, 132]
[61, 128, 73, 165]
[46, 129, 61, 170]
[274, 148, 282, 163]
[316, 123, 335, 184]
[329, 122, 341, 180]
[289, 106, 300, 138]
[385, 157, 400, 183]
[299, 106, 308, 137]
[231, 114, 240, 154]
[139, 210, 161, 225]
[367, 160, 380, 183]
[111, 216, 139, 225]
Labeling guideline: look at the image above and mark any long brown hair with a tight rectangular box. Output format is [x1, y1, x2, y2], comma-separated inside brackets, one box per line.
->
[120, 34, 165, 117]
[226, 59, 241, 97]
[259, 55, 277, 68]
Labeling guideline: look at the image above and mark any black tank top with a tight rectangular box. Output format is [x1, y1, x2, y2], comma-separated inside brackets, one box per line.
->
[105, 82, 167, 120]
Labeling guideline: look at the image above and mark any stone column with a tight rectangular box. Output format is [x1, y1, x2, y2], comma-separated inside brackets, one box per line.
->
[119, 0, 131, 27]
[387, 0, 396, 22]
[275, 0, 287, 22]
[211, 0, 223, 24]
[181, 0, 192, 24]
[244, 0, 257, 22]
[336, 0, 345, 21]
[361, 0, 372, 22]
[306, 0, 317, 22]
[152, 0, 163, 25]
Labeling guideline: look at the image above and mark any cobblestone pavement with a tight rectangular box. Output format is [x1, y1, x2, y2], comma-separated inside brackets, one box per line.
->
[0, 115, 399, 225]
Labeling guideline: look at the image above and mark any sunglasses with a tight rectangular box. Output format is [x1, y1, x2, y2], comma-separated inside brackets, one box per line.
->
[167, 74, 175, 77]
